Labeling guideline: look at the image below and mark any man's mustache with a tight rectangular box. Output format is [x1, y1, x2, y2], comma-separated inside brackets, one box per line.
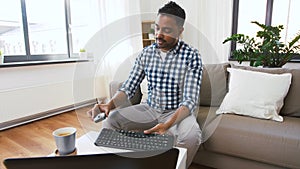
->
[156, 38, 166, 42]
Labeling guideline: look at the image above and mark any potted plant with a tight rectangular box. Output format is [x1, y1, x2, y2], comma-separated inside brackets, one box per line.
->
[223, 21, 300, 67]
[79, 48, 87, 59]
[0, 50, 3, 64]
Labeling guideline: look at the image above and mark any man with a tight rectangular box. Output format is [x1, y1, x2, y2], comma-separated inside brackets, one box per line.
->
[87, 1, 202, 167]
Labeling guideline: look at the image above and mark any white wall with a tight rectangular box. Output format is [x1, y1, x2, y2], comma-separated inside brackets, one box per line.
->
[140, 0, 168, 17]
[0, 61, 99, 125]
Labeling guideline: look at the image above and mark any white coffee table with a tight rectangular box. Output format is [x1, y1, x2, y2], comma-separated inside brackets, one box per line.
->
[67, 131, 187, 169]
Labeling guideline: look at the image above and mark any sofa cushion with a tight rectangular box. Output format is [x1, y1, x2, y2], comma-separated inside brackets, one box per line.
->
[281, 69, 300, 117]
[216, 68, 292, 122]
[203, 114, 300, 168]
[197, 106, 219, 129]
[199, 63, 230, 106]
[109, 81, 142, 106]
[231, 64, 300, 117]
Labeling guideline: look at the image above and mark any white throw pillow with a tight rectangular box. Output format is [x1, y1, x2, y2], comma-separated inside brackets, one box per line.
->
[216, 68, 292, 122]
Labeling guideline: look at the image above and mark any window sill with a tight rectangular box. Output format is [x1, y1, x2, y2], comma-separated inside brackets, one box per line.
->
[0, 58, 92, 68]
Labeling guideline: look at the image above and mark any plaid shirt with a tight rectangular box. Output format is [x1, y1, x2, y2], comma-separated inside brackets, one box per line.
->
[119, 40, 202, 113]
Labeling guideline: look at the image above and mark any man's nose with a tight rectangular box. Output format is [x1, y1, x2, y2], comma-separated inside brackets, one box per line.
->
[156, 31, 164, 38]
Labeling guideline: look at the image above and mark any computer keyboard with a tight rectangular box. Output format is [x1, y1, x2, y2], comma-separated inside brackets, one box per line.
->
[94, 128, 174, 151]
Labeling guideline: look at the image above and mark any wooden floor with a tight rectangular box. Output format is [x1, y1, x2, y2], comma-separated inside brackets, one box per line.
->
[0, 106, 210, 169]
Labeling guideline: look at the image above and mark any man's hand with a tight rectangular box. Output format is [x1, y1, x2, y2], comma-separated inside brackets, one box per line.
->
[86, 103, 110, 120]
[144, 106, 191, 135]
[144, 123, 169, 135]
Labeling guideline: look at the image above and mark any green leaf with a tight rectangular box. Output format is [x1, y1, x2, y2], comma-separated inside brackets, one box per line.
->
[289, 32, 300, 48]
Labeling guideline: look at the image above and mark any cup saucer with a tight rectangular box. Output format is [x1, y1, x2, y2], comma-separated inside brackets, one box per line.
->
[54, 148, 77, 156]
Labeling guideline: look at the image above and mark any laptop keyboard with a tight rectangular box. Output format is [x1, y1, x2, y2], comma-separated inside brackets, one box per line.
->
[94, 128, 174, 151]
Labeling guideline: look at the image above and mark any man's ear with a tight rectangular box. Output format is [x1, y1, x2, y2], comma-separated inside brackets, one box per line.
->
[179, 27, 184, 38]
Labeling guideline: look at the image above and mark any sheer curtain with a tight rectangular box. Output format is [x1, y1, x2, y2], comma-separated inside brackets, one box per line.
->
[83, 0, 143, 99]
[176, 0, 233, 64]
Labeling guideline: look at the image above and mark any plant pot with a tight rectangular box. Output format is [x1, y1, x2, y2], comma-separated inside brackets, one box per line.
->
[79, 52, 87, 59]
[0, 54, 4, 64]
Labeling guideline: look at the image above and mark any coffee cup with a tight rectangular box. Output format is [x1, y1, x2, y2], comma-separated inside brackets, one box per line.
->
[52, 127, 77, 155]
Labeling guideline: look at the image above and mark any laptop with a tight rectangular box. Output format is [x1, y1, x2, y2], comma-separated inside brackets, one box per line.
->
[3, 148, 179, 169]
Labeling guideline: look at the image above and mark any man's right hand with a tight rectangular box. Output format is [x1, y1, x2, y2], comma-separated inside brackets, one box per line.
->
[87, 91, 126, 120]
[86, 103, 110, 120]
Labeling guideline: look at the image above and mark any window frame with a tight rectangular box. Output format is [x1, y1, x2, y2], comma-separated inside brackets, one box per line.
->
[2, 0, 74, 63]
[230, 0, 300, 62]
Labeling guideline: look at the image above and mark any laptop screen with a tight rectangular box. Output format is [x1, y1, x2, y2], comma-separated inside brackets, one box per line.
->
[3, 148, 179, 169]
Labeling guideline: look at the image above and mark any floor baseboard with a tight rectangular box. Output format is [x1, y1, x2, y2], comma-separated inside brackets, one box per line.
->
[0, 99, 97, 131]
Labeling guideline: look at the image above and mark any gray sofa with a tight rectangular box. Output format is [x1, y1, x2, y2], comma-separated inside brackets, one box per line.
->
[110, 63, 300, 169]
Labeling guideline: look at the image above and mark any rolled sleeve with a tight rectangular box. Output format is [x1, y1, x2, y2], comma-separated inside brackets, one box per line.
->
[179, 51, 202, 113]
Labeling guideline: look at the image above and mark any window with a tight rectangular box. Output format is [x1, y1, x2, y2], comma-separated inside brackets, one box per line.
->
[26, 0, 67, 55]
[231, 0, 300, 60]
[0, 0, 101, 63]
[69, 0, 101, 54]
[0, 0, 25, 56]
[272, 0, 300, 45]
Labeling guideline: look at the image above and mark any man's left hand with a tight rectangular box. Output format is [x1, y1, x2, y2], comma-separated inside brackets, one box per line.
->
[144, 123, 169, 135]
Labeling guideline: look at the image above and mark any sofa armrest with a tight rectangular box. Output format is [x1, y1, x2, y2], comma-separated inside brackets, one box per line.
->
[109, 81, 142, 106]
[109, 81, 122, 98]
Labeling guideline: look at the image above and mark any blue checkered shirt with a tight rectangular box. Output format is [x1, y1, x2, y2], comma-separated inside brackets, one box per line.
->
[119, 40, 202, 113]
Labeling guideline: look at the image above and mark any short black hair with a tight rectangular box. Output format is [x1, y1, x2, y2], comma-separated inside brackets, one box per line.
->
[158, 1, 186, 27]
